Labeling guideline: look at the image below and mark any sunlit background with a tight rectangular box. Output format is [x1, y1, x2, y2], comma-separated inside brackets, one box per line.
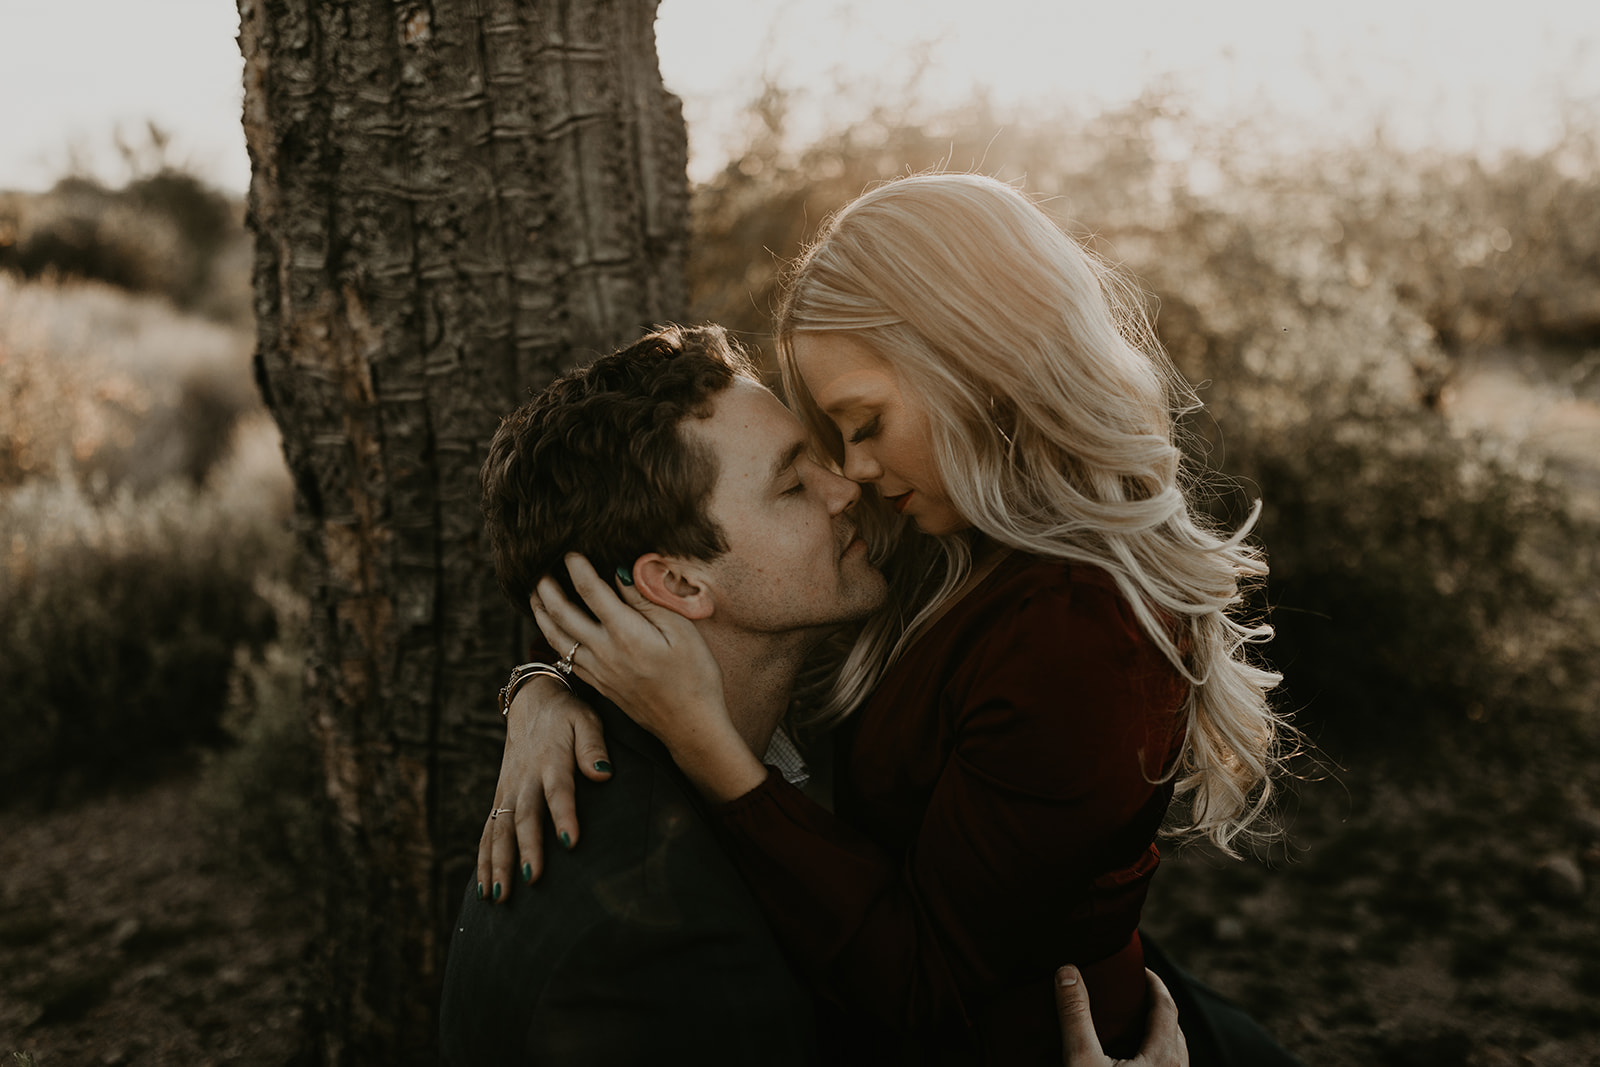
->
[3, 0, 1596, 190]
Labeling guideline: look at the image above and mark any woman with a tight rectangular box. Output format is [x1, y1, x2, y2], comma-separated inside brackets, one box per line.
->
[485, 174, 1282, 1062]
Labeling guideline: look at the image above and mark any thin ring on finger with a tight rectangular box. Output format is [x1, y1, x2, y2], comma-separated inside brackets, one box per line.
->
[490, 807, 514, 819]
[556, 639, 581, 677]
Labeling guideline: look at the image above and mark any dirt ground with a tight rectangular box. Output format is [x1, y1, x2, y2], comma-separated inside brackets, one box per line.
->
[1144, 723, 1600, 1067]
[0, 773, 311, 1066]
[3, 723, 1597, 1066]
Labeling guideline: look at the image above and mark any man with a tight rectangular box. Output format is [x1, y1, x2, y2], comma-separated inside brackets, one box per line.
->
[439, 325, 1186, 1065]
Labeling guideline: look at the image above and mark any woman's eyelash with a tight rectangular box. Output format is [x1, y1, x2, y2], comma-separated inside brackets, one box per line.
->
[849, 417, 880, 444]
[783, 480, 806, 496]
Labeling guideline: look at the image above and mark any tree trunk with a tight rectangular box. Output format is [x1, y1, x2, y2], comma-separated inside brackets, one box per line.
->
[236, 1, 687, 1059]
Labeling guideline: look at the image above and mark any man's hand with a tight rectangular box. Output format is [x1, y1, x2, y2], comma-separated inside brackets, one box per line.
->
[1057, 966, 1187, 1067]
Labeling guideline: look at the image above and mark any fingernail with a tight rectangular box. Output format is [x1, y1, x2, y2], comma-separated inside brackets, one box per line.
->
[560, 831, 573, 850]
[476, 882, 484, 901]
[492, 882, 502, 901]
[615, 565, 634, 586]
[522, 861, 533, 884]
[594, 759, 612, 774]
[1056, 967, 1079, 987]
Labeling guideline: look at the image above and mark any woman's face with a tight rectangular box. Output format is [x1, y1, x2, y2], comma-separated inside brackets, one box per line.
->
[791, 332, 971, 536]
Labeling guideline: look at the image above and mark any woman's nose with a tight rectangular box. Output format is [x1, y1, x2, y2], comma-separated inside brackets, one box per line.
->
[841, 444, 881, 484]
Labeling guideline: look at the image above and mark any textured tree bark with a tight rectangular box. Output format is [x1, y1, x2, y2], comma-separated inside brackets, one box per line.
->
[236, 1, 686, 1059]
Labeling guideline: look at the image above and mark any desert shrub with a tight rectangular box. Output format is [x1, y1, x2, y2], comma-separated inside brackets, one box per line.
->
[120, 169, 239, 305]
[694, 86, 1600, 358]
[0, 262, 293, 812]
[1228, 412, 1586, 753]
[0, 273, 258, 493]
[687, 91, 1179, 351]
[687, 92, 1600, 749]
[0, 163, 244, 316]
[193, 415, 320, 882]
[1121, 177, 1597, 752]
[0, 179, 188, 298]
[0, 474, 287, 807]
[195, 579, 325, 885]
[1313, 144, 1600, 351]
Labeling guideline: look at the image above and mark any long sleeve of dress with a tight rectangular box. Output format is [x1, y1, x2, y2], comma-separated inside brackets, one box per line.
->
[709, 561, 1185, 1062]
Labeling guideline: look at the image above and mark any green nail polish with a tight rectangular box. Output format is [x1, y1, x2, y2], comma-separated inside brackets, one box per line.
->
[492, 882, 502, 901]
[560, 830, 573, 850]
[594, 759, 612, 774]
[522, 861, 533, 883]
[615, 565, 634, 586]
[476, 882, 484, 901]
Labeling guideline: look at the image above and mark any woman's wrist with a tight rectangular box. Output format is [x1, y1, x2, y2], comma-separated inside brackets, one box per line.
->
[507, 674, 578, 731]
[500, 662, 571, 718]
[663, 714, 768, 803]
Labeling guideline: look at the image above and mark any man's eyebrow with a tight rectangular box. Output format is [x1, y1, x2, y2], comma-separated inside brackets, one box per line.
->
[769, 439, 806, 485]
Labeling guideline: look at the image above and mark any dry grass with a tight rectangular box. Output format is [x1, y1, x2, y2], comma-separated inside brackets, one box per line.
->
[0, 273, 258, 493]
[0, 272, 291, 807]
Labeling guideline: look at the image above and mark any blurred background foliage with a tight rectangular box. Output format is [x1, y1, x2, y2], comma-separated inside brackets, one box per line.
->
[1, 97, 1596, 806]
[2, 91, 1598, 1061]
[0, 127, 292, 811]
[0, 122, 252, 323]
[690, 88, 1600, 764]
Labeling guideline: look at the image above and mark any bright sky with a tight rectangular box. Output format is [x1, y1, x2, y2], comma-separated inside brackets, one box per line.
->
[1, 0, 1595, 193]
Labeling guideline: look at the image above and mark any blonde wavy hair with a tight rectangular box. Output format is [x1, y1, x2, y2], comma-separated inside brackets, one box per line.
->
[776, 173, 1284, 853]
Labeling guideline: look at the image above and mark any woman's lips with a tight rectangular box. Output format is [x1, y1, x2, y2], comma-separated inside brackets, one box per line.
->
[888, 490, 914, 514]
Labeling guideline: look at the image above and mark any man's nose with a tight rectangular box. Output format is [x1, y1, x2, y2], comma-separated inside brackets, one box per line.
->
[826, 467, 862, 514]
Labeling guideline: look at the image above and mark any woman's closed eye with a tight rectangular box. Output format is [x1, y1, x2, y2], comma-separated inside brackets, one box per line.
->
[782, 478, 807, 496]
[848, 416, 881, 444]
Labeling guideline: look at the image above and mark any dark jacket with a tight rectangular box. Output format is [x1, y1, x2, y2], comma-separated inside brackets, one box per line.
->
[439, 697, 819, 1066]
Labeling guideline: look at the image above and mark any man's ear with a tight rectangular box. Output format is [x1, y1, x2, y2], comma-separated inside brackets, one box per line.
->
[631, 553, 714, 621]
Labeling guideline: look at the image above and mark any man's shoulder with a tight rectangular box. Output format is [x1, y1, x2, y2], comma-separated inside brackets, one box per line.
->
[447, 728, 725, 948]
[439, 727, 817, 1065]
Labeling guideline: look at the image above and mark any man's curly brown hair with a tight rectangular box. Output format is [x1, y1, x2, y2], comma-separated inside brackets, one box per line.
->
[481, 324, 759, 616]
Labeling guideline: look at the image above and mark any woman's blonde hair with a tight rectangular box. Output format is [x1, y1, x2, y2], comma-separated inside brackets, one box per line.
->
[776, 173, 1284, 853]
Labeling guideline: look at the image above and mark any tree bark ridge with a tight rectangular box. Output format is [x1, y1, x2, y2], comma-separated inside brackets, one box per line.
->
[238, 0, 686, 1058]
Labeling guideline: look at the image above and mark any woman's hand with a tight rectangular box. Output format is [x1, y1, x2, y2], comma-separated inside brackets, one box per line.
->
[474, 677, 611, 904]
[533, 554, 725, 739]
[1056, 967, 1187, 1067]
[533, 554, 766, 803]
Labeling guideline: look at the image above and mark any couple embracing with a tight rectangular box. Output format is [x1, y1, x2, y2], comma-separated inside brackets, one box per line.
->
[439, 175, 1299, 1066]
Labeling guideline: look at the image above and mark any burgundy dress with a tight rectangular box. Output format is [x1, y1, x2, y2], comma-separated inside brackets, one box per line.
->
[710, 553, 1188, 1064]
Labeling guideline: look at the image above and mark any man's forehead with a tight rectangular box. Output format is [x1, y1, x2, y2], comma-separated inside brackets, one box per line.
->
[711, 377, 795, 427]
[692, 378, 806, 474]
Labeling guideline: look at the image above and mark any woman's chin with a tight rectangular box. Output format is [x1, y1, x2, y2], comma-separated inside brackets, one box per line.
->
[907, 511, 971, 538]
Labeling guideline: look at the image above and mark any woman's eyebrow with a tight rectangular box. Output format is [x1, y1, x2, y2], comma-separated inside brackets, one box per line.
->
[819, 389, 873, 416]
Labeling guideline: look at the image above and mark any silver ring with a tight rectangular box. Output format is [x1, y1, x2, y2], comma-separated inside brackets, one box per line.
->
[556, 640, 581, 676]
[490, 807, 514, 819]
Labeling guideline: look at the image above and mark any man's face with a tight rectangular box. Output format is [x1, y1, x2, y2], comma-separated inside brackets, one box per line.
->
[685, 378, 886, 634]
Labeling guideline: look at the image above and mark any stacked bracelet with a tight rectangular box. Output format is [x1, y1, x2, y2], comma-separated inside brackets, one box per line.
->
[499, 662, 572, 718]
